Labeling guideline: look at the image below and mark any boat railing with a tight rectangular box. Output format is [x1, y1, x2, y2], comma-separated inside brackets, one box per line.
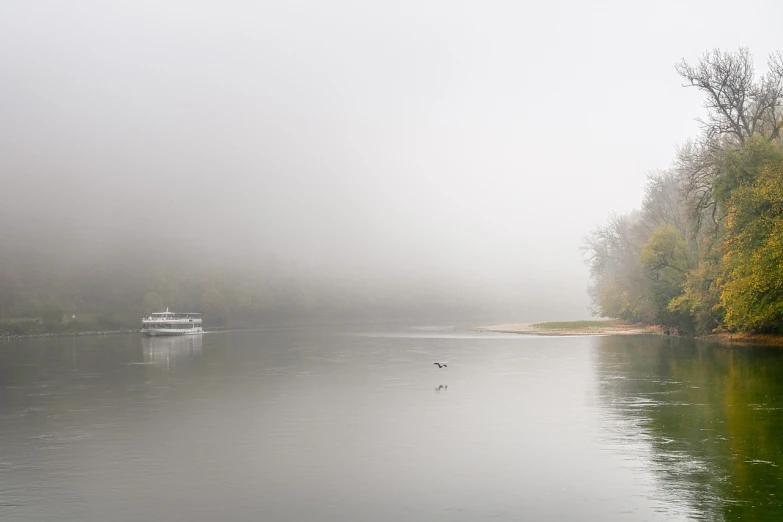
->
[142, 314, 202, 321]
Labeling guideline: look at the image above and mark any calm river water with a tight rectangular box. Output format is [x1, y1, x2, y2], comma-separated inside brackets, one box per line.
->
[0, 326, 781, 521]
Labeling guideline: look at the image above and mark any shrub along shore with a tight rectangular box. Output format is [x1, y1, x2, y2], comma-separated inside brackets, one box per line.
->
[1, 328, 139, 341]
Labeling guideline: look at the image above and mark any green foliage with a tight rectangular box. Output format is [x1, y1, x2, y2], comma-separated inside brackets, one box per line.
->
[667, 238, 724, 333]
[530, 320, 615, 329]
[639, 225, 693, 332]
[589, 143, 783, 334]
[584, 48, 783, 335]
[713, 136, 783, 208]
[0, 320, 40, 336]
[640, 225, 691, 277]
[596, 276, 653, 323]
[721, 162, 783, 332]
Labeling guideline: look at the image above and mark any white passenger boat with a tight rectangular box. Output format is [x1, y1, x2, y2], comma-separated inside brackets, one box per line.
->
[141, 309, 203, 336]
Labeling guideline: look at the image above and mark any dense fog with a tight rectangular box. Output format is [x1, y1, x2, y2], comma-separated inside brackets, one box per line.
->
[3, 0, 781, 326]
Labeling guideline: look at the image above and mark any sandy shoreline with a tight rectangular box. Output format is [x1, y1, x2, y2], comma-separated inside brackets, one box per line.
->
[475, 322, 660, 337]
[477, 322, 783, 346]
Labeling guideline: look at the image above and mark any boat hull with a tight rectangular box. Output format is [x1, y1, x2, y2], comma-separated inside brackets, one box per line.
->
[142, 328, 203, 337]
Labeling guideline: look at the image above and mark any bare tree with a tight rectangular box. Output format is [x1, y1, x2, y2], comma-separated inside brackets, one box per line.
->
[673, 137, 725, 235]
[640, 170, 691, 241]
[675, 48, 783, 145]
[582, 211, 652, 319]
[673, 49, 783, 237]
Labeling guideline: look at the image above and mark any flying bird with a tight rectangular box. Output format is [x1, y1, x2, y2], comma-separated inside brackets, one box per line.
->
[433, 362, 447, 368]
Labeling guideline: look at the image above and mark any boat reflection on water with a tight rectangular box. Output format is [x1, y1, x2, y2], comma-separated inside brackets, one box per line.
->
[141, 334, 203, 367]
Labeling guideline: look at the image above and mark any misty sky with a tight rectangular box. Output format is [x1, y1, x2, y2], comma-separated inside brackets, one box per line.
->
[2, 0, 782, 319]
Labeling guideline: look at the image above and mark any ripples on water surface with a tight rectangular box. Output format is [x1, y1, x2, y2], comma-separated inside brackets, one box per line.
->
[0, 326, 781, 521]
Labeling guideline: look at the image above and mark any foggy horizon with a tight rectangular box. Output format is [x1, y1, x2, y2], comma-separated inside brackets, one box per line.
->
[5, 4, 783, 521]
[4, 0, 783, 322]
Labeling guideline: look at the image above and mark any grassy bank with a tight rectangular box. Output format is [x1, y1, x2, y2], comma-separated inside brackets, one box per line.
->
[477, 320, 660, 336]
[530, 320, 619, 330]
[480, 319, 783, 346]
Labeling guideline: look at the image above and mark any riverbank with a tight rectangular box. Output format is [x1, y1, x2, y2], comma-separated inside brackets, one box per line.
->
[700, 332, 783, 347]
[0, 325, 236, 341]
[477, 320, 783, 347]
[1, 329, 139, 341]
[476, 320, 661, 336]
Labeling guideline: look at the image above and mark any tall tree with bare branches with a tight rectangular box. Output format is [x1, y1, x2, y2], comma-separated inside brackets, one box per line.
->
[675, 48, 783, 145]
[675, 49, 783, 236]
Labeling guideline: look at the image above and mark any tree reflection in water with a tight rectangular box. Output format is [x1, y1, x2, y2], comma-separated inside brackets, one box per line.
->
[596, 335, 783, 521]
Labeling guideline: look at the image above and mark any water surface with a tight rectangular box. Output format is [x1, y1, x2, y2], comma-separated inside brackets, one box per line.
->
[0, 327, 781, 521]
